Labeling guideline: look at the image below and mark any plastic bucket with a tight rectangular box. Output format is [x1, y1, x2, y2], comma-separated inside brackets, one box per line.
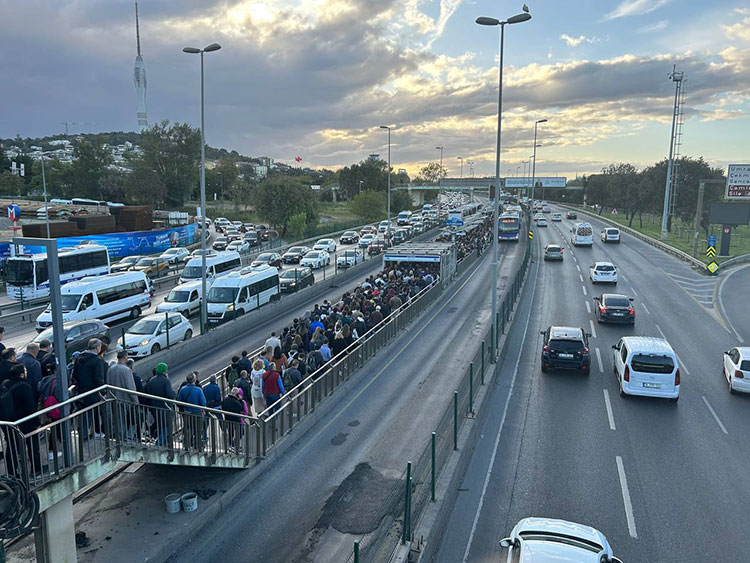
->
[165, 494, 181, 514]
[181, 492, 198, 512]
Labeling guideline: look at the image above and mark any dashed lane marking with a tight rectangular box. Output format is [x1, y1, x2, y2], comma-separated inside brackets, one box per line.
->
[702, 395, 728, 435]
[641, 303, 650, 315]
[603, 389, 616, 430]
[655, 324, 690, 375]
[585, 301, 592, 314]
[595, 347, 604, 373]
[579, 274, 584, 283]
[582, 285, 587, 296]
[589, 319, 597, 339]
[616, 456, 638, 539]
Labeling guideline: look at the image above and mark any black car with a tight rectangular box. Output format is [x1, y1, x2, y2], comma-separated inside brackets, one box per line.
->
[250, 252, 283, 268]
[340, 231, 360, 245]
[540, 326, 591, 373]
[256, 225, 270, 241]
[111, 256, 139, 273]
[35, 319, 111, 362]
[244, 232, 260, 247]
[212, 236, 229, 251]
[566, 211, 577, 220]
[279, 267, 315, 293]
[594, 293, 635, 324]
[368, 241, 385, 255]
[282, 246, 310, 264]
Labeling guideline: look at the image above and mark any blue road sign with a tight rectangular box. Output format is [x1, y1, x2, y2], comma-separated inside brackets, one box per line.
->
[707, 234, 717, 247]
[445, 218, 464, 228]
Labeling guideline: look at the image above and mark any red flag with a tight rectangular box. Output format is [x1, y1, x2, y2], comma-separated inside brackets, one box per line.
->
[295, 156, 302, 163]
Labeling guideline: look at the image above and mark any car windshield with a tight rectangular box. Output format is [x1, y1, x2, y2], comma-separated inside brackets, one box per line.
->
[60, 294, 82, 312]
[549, 339, 584, 351]
[632, 354, 674, 373]
[596, 264, 615, 272]
[129, 319, 160, 335]
[181, 266, 202, 279]
[343, 232, 356, 236]
[166, 290, 190, 303]
[257, 254, 272, 261]
[604, 296, 630, 307]
[207, 287, 239, 304]
[287, 247, 305, 254]
[280, 270, 305, 279]
[216, 237, 227, 243]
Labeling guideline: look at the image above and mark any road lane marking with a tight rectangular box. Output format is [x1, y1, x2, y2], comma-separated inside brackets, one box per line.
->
[585, 301, 592, 314]
[702, 396, 728, 435]
[462, 257, 540, 563]
[579, 274, 584, 283]
[572, 255, 577, 262]
[616, 456, 638, 539]
[595, 347, 604, 373]
[582, 285, 587, 296]
[641, 303, 650, 315]
[603, 389, 616, 430]
[589, 319, 597, 339]
[630, 286, 638, 297]
[576, 264, 581, 272]
[655, 324, 690, 375]
[620, 274, 628, 283]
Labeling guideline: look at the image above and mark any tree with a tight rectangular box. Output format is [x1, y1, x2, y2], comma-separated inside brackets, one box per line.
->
[125, 166, 167, 206]
[69, 137, 113, 199]
[254, 176, 318, 233]
[415, 162, 447, 184]
[337, 158, 389, 199]
[285, 211, 308, 240]
[351, 191, 386, 223]
[391, 190, 415, 212]
[130, 120, 200, 207]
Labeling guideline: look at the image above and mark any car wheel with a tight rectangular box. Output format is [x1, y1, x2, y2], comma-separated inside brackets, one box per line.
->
[151, 343, 161, 355]
[130, 306, 141, 319]
[619, 384, 627, 398]
[670, 395, 679, 403]
[183, 329, 193, 341]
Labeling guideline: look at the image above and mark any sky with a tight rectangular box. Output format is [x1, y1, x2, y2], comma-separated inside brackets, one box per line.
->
[1, 0, 748, 181]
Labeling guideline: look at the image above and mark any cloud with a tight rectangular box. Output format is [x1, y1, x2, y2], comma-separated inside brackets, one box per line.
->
[560, 34, 598, 46]
[637, 19, 669, 33]
[722, 8, 750, 42]
[604, 0, 670, 20]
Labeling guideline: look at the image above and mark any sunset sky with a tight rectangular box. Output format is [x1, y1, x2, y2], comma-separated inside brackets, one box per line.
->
[1, 0, 748, 179]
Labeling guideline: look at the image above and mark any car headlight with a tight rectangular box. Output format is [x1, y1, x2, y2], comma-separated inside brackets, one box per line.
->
[227, 304, 235, 311]
[139, 339, 150, 347]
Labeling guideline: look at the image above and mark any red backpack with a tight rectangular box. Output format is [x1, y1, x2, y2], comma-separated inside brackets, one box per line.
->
[41, 378, 61, 421]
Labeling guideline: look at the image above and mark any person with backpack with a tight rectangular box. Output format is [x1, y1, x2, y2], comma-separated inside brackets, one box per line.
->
[1, 364, 41, 477]
[224, 356, 241, 388]
[237, 351, 253, 374]
[38, 339, 56, 377]
[235, 371, 253, 405]
[38, 363, 64, 461]
[220, 388, 244, 451]
[261, 366, 285, 414]
[177, 373, 206, 452]
[0, 348, 18, 385]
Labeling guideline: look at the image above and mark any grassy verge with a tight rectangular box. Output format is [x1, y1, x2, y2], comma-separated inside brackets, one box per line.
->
[582, 209, 750, 264]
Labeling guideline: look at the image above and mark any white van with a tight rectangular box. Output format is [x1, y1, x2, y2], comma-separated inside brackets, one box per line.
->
[571, 222, 594, 246]
[397, 210, 413, 225]
[180, 251, 242, 284]
[206, 265, 279, 325]
[612, 336, 680, 401]
[156, 280, 203, 317]
[35, 271, 151, 331]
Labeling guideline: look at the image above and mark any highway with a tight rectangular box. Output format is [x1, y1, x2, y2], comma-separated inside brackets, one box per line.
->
[435, 205, 750, 562]
[164, 233, 526, 562]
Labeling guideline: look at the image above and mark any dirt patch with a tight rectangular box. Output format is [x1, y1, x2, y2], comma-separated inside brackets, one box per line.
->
[330, 432, 348, 446]
[315, 463, 400, 535]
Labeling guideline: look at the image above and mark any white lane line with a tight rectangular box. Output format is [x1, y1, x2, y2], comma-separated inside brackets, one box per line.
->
[630, 286, 638, 297]
[596, 347, 604, 373]
[620, 274, 628, 283]
[462, 266, 540, 563]
[702, 395, 729, 435]
[655, 324, 690, 375]
[576, 264, 581, 272]
[579, 274, 584, 283]
[616, 456, 638, 538]
[589, 319, 597, 339]
[603, 389, 616, 430]
[641, 303, 650, 315]
[572, 255, 577, 262]
[585, 300, 592, 314]
[582, 285, 587, 296]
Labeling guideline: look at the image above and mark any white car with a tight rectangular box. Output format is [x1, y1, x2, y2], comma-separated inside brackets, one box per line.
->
[378, 220, 390, 233]
[300, 250, 330, 269]
[534, 213, 544, 222]
[499, 517, 622, 563]
[337, 249, 364, 268]
[156, 281, 203, 317]
[191, 248, 217, 258]
[590, 262, 618, 284]
[159, 247, 190, 264]
[601, 227, 621, 243]
[613, 336, 680, 401]
[359, 234, 376, 248]
[537, 218, 548, 227]
[551, 213, 562, 222]
[313, 238, 337, 252]
[723, 347, 750, 394]
[226, 240, 250, 253]
[117, 312, 192, 358]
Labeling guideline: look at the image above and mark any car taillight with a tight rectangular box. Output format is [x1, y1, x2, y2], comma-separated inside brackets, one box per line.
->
[675, 368, 681, 386]
[623, 365, 630, 382]
[628, 307, 635, 315]
[543, 346, 550, 352]
[600, 307, 608, 313]
[583, 348, 589, 355]
[735, 370, 744, 379]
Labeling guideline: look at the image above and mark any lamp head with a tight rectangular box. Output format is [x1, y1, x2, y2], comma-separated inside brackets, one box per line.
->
[204, 43, 222, 52]
[183, 47, 200, 54]
[380, 125, 389, 130]
[507, 12, 532, 24]
[536, 118, 548, 124]
[476, 16, 500, 26]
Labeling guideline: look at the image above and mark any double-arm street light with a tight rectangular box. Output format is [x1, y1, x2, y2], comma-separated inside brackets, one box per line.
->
[476, 7, 531, 361]
[183, 42, 221, 335]
[380, 125, 392, 240]
[531, 118, 547, 201]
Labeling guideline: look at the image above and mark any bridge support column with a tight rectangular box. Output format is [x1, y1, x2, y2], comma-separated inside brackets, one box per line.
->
[35, 494, 77, 563]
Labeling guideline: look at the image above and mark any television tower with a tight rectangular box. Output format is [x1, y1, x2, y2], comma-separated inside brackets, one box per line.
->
[133, 1, 148, 130]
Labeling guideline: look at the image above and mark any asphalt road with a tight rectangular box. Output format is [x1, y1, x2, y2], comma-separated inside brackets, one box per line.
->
[435, 205, 750, 563]
[166, 235, 526, 562]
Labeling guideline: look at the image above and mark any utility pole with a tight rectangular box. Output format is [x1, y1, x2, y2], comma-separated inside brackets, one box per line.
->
[660, 65, 686, 240]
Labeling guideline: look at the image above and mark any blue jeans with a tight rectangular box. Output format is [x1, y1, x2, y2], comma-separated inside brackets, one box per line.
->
[265, 394, 281, 413]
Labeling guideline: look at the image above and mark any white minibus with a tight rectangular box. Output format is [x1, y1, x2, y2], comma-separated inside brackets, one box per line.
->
[206, 265, 279, 325]
[180, 251, 242, 284]
[570, 222, 594, 246]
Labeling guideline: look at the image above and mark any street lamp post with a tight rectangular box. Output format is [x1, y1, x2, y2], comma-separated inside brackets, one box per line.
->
[458, 156, 464, 178]
[380, 125, 392, 242]
[183, 42, 221, 335]
[359, 180, 364, 194]
[40, 156, 50, 238]
[531, 118, 547, 202]
[476, 8, 531, 361]
[436, 146, 444, 208]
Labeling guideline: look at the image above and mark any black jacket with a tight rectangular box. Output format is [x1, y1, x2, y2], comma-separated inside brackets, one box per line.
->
[220, 395, 244, 424]
[0, 360, 18, 385]
[145, 374, 176, 410]
[236, 378, 253, 402]
[6, 378, 39, 433]
[73, 352, 106, 406]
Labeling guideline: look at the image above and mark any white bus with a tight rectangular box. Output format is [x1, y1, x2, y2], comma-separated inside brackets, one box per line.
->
[35, 271, 151, 331]
[180, 251, 242, 284]
[5, 244, 110, 301]
[206, 265, 279, 325]
[571, 222, 594, 246]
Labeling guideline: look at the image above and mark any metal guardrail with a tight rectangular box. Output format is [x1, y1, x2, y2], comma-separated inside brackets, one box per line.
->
[714, 253, 750, 270]
[558, 204, 707, 271]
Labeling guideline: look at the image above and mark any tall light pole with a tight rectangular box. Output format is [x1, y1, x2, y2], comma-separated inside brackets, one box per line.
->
[528, 155, 534, 198]
[468, 161, 475, 178]
[458, 156, 464, 178]
[40, 156, 50, 238]
[380, 125, 392, 241]
[183, 42, 221, 335]
[530, 118, 547, 202]
[476, 7, 531, 361]
[436, 146, 444, 206]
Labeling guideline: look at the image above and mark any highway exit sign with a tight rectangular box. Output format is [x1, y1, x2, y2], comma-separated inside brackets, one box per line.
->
[726, 164, 750, 199]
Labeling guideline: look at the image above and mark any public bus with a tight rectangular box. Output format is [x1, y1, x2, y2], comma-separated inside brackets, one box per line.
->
[5, 244, 110, 300]
[498, 212, 521, 241]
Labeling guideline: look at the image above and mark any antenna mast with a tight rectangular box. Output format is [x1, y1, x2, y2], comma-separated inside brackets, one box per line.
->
[660, 65, 686, 240]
